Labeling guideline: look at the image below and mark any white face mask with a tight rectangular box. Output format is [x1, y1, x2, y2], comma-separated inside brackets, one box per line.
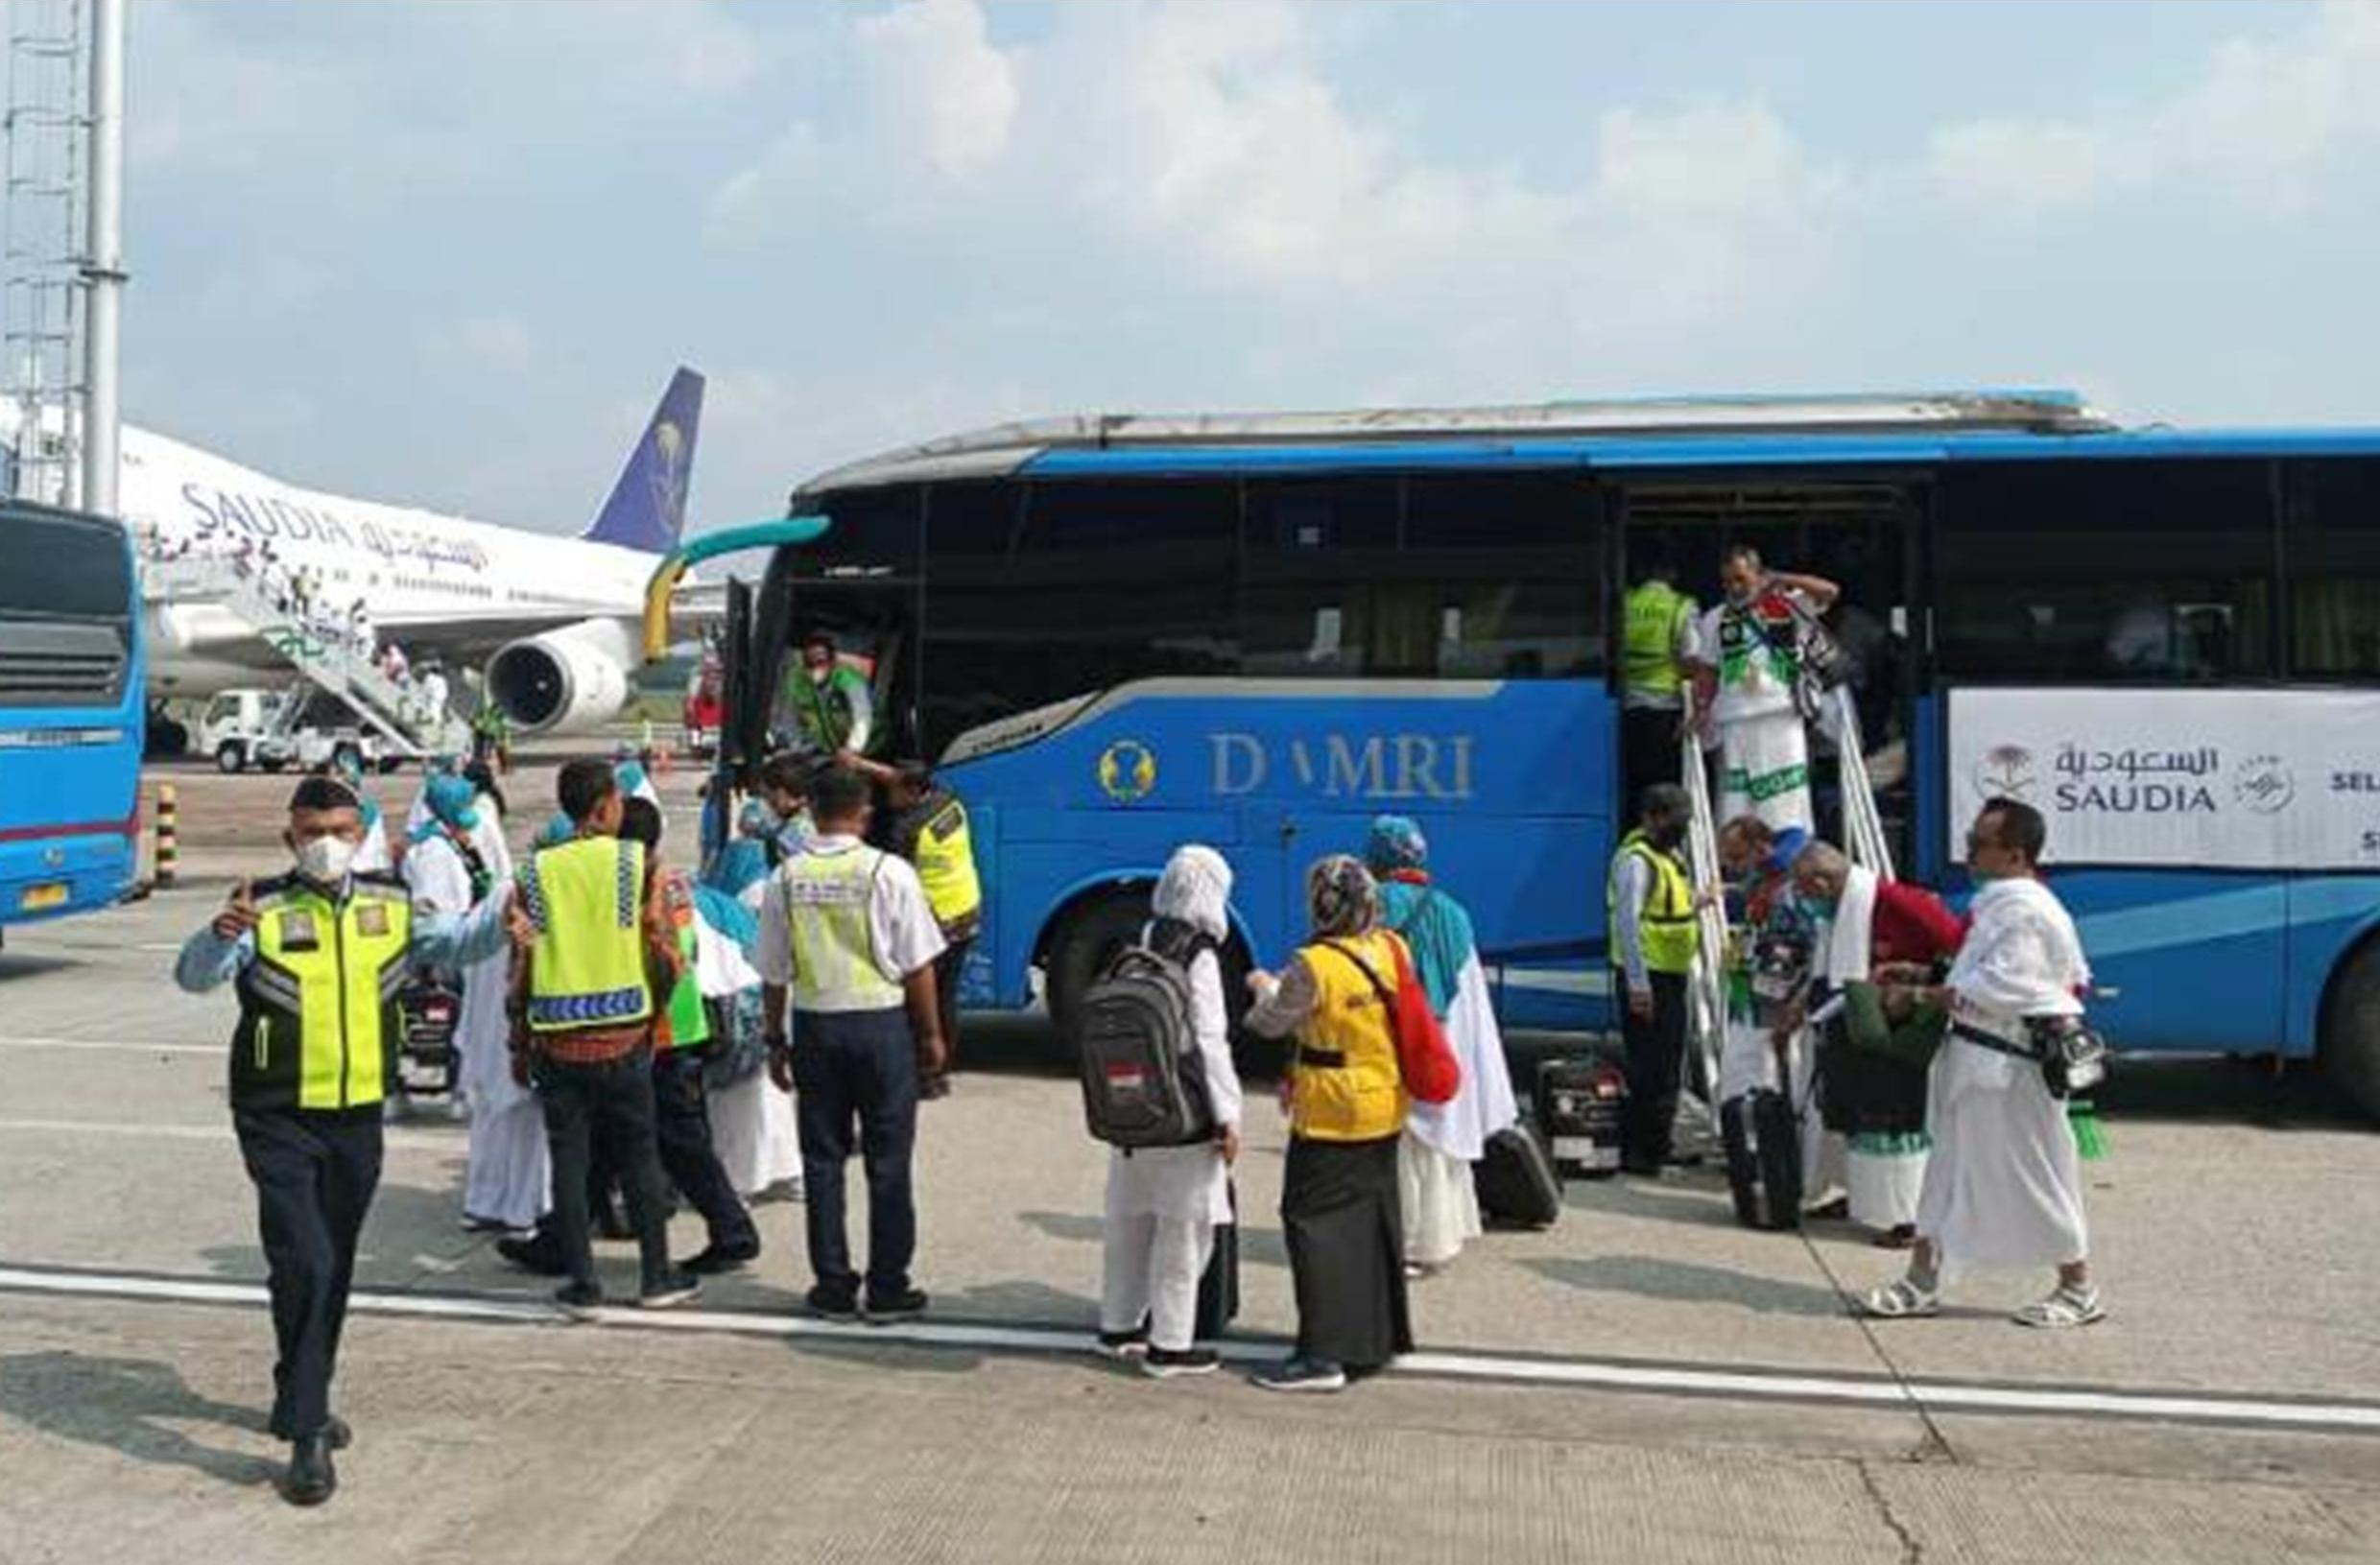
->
[295, 834, 358, 885]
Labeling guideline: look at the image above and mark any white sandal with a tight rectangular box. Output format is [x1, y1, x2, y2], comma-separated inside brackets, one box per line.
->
[1861, 1277, 1940, 1318]
[2013, 1286, 2106, 1329]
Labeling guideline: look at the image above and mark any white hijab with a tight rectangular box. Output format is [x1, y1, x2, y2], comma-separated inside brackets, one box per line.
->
[1151, 844, 1232, 942]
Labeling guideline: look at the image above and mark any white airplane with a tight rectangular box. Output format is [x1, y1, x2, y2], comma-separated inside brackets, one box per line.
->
[111, 368, 704, 740]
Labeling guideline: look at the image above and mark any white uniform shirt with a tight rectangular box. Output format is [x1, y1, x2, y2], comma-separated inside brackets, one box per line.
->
[753, 833, 947, 992]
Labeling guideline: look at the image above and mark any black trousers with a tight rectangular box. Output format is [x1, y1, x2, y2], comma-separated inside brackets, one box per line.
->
[1622, 705, 1683, 819]
[926, 936, 971, 1086]
[536, 1047, 676, 1294]
[652, 1046, 757, 1252]
[234, 1104, 383, 1440]
[1620, 970, 1691, 1171]
[790, 1008, 918, 1301]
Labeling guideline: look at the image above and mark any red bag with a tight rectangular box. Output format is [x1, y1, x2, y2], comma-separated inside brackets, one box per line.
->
[1320, 937, 1463, 1104]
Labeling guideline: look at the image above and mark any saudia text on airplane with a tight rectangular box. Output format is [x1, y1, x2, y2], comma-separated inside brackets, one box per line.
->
[169, 480, 493, 576]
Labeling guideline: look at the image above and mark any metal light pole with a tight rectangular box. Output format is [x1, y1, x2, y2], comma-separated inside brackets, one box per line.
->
[81, 0, 125, 516]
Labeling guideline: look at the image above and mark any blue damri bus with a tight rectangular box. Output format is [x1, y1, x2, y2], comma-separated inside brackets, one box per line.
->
[709, 391, 2380, 1118]
[0, 500, 145, 936]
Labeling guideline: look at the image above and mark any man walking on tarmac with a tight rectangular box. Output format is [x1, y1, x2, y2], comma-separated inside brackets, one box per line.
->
[1607, 783, 1702, 1175]
[511, 760, 702, 1318]
[175, 774, 517, 1506]
[757, 762, 948, 1322]
[1620, 544, 1700, 813]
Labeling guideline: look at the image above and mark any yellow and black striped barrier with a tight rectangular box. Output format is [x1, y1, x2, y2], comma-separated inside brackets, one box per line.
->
[154, 781, 178, 889]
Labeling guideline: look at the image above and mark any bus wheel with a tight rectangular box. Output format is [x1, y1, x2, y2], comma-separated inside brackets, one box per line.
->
[1045, 888, 1155, 1047]
[2321, 940, 2380, 1123]
[215, 741, 246, 774]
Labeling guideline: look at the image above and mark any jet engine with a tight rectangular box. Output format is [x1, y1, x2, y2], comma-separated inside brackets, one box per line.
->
[484, 618, 636, 737]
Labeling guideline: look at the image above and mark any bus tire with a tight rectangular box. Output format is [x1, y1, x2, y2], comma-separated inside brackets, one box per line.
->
[215, 741, 246, 774]
[2321, 939, 2380, 1123]
[1045, 888, 1155, 1049]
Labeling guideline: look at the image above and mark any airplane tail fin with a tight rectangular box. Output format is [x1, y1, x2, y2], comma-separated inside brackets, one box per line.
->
[581, 367, 704, 554]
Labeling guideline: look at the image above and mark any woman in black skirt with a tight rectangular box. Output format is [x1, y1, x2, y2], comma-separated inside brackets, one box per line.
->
[1244, 855, 1416, 1392]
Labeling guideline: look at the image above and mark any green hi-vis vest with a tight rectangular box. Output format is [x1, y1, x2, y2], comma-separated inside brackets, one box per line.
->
[784, 842, 903, 1014]
[901, 791, 981, 934]
[1607, 829, 1700, 975]
[1622, 581, 1694, 700]
[519, 835, 653, 1032]
[658, 871, 710, 1051]
[231, 872, 414, 1112]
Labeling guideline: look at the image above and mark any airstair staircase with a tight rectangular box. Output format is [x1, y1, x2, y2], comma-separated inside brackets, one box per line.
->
[145, 555, 472, 760]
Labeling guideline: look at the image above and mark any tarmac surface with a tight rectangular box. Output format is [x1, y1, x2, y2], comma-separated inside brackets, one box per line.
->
[0, 752, 2376, 1562]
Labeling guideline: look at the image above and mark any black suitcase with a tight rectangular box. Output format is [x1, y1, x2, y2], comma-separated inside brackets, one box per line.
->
[1535, 1055, 1625, 1180]
[1475, 1123, 1563, 1230]
[1719, 1088, 1803, 1231]
[1194, 1183, 1239, 1339]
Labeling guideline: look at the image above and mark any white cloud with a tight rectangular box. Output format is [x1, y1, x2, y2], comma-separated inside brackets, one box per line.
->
[855, 0, 1020, 177]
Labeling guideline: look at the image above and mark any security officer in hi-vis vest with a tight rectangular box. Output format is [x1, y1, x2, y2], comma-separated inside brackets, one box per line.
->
[862, 757, 982, 1099]
[510, 760, 702, 1320]
[175, 774, 516, 1506]
[757, 762, 948, 1323]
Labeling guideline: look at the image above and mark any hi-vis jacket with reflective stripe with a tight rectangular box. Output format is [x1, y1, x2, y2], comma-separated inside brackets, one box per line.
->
[231, 871, 414, 1112]
[518, 835, 653, 1033]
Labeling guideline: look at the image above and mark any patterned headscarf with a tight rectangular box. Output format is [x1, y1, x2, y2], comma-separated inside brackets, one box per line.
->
[1151, 844, 1233, 942]
[1305, 854, 1379, 939]
[1365, 815, 1429, 874]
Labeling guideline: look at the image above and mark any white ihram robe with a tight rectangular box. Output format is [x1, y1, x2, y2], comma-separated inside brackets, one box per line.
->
[702, 894, 804, 1197]
[1917, 877, 2091, 1277]
[1399, 956, 1517, 1267]
[406, 810, 548, 1230]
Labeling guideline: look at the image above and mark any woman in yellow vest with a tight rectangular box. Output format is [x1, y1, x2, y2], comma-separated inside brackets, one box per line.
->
[1244, 855, 1418, 1393]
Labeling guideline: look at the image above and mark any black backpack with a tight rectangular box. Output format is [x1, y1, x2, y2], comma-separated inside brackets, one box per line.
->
[1075, 917, 1219, 1150]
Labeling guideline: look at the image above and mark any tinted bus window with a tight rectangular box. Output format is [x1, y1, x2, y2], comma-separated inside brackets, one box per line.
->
[921, 478, 1237, 752]
[0, 510, 131, 619]
[2284, 459, 2380, 677]
[1934, 461, 2275, 682]
[800, 484, 921, 576]
[1243, 478, 1398, 676]
[1404, 472, 1599, 677]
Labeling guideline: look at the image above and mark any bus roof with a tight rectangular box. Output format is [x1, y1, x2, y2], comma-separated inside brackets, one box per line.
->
[788, 390, 2380, 497]
[792, 390, 2109, 495]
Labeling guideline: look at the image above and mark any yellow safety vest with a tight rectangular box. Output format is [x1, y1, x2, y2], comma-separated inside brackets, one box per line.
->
[784, 842, 904, 1014]
[1622, 580, 1694, 700]
[519, 835, 653, 1032]
[232, 873, 414, 1112]
[1289, 929, 1410, 1143]
[656, 870, 709, 1051]
[903, 792, 981, 934]
[1607, 829, 1700, 974]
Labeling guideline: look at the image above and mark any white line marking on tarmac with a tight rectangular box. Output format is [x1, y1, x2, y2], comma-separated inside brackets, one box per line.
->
[0, 1036, 221, 1056]
[2, 1263, 2375, 1435]
[0, 1118, 462, 1151]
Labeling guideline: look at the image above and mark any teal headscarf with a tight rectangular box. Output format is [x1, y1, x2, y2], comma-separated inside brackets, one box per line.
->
[1366, 815, 1477, 1020]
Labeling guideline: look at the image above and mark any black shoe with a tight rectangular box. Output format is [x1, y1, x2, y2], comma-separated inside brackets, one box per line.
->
[805, 1285, 861, 1323]
[1140, 1346, 1221, 1379]
[1096, 1324, 1151, 1360]
[554, 1280, 605, 1319]
[279, 1435, 337, 1506]
[638, 1269, 702, 1310]
[269, 1413, 351, 1451]
[682, 1240, 760, 1276]
[496, 1235, 567, 1277]
[864, 1287, 928, 1323]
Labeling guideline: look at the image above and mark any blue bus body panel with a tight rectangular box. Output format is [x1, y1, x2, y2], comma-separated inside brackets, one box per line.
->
[944, 681, 1607, 1022]
[0, 710, 142, 926]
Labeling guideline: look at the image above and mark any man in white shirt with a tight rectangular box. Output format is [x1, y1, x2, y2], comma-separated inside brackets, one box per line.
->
[1864, 797, 2104, 1329]
[755, 763, 946, 1323]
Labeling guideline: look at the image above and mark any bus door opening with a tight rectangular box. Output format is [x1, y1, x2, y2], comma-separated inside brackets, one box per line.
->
[773, 573, 923, 761]
[1612, 479, 1919, 870]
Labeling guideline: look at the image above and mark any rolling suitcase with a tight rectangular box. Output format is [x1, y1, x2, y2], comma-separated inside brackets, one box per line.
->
[1719, 1087, 1803, 1231]
[1535, 1055, 1625, 1180]
[1474, 1122, 1563, 1230]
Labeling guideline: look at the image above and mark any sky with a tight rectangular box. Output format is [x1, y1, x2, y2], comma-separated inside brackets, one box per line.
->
[119, 0, 2380, 539]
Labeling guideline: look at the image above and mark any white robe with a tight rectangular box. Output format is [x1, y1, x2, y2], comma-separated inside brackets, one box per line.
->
[405, 819, 547, 1229]
[698, 905, 804, 1197]
[1916, 877, 2091, 1277]
[1398, 956, 1516, 1266]
[1101, 943, 1241, 1351]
